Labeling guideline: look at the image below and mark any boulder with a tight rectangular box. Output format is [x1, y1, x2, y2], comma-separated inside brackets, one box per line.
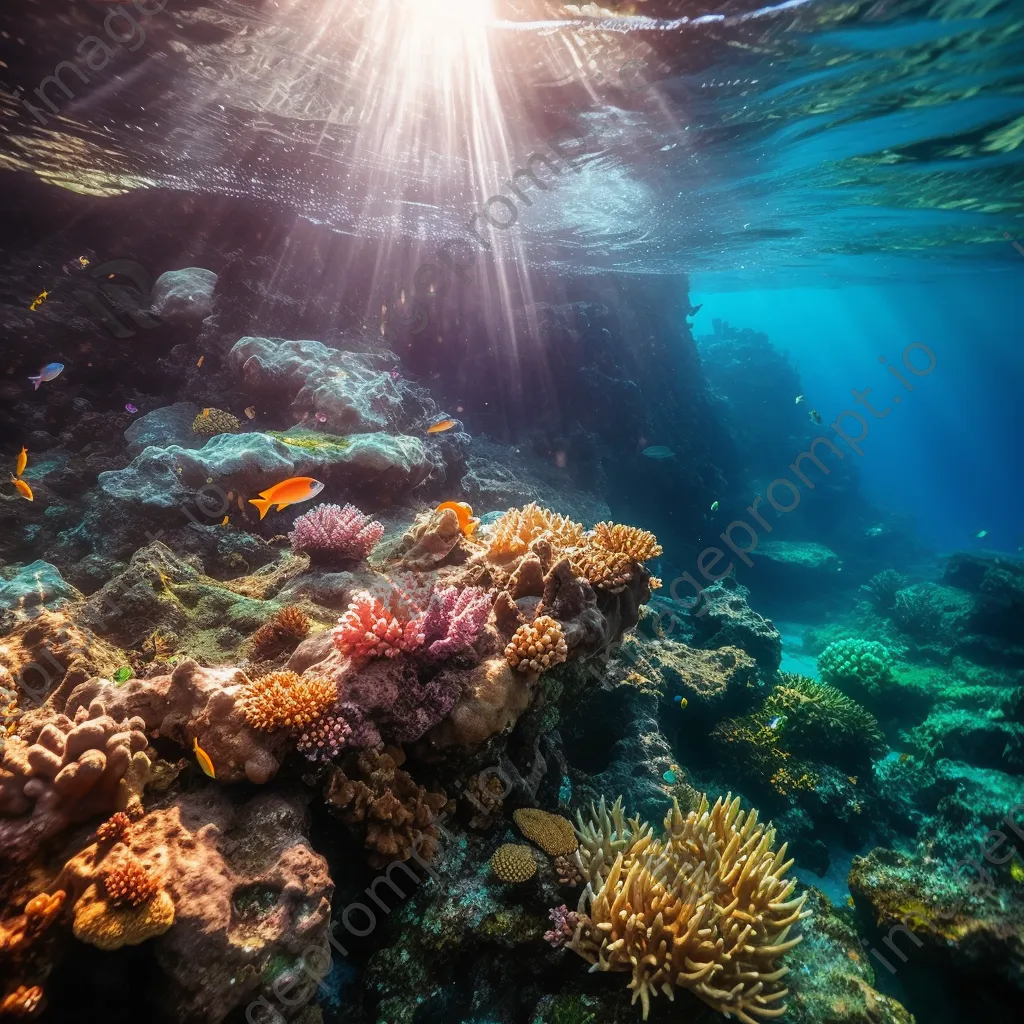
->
[150, 267, 217, 322]
[124, 402, 204, 457]
[0, 560, 81, 612]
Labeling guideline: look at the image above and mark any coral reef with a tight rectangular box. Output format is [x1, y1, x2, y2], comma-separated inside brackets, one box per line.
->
[860, 568, 909, 610]
[191, 407, 242, 436]
[288, 502, 385, 563]
[505, 616, 568, 673]
[333, 591, 426, 660]
[237, 670, 337, 732]
[490, 843, 537, 882]
[689, 579, 783, 677]
[569, 793, 809, 1021]
[512, 807, 578, 856]
[818, 638, 895, 696]
[247, 604, 311, 662]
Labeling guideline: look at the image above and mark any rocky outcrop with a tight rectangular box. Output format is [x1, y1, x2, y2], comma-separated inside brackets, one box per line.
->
[150, 267, 217, 323]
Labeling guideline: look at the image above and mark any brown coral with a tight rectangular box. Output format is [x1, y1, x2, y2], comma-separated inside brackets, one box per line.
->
[237, 671, 336, 732]
[191, 407, 241, 436]
[102, 857, 160, 908]
[569, 793, 808, 1022]
[486, 504, 585, 562]
[0, 891, 65, 955]
[0, 985, 44, 1017]
[489, 843, 537, 882]
[247, 605, 311, 662]
[324, 749, 448, 868]
[513, 807, 578, 856]
[72, 881, 175, 951]
[392, 507, 466, 569]
[590, 521, 663, 563]
[504, 616, 568, 674]
[94, 811, 132, 845]
[570, 546, 634, 591]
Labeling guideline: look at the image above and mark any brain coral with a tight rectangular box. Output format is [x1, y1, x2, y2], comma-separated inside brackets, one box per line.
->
[237, 671, 336, 732]
[817, 638, 895, 695]
[513, 807, 578, 856]
[490, 843, 537, 882]
[192, 407, 242, 436]
[504, 616, 568, 674]
[569, 793, 809, 1022]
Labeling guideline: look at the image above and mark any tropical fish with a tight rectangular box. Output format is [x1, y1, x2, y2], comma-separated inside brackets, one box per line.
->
[193, 736, 216, 778]
[29, 290, 48, 311]
[15, 447, 27, 478]
[125, 403, 138, 414]
[248, 477, 325, 520]
[436, 500, 479, 537]
[710, 500, 719, 512]
[809, 410, 822, 425]
[795, 395, 804, 404]
[78, 255, 90, 268]
[29, 362, 64, 390]
[10, 476, 33, 501]
[846, 896, 855, 909]
[642, 445, 675, 459]
[244, 406, 256, 420]
[975, 529, 988, 539]
[768, 715, 782, 731]
[662, 770, 678, 784]
[220, 515, 230, 526]
[196, 355, 205, 368]
[673, 695, 688, 709]
[427, 418, 458, 434]
[112, 666, 132, 684]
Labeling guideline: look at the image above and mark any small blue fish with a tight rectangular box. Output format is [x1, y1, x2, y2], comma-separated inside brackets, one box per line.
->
[673, 695, 688, 709]
[768, 715, 782, 731]
[642, 445, 675, 460]
[29, 362, 64, 390]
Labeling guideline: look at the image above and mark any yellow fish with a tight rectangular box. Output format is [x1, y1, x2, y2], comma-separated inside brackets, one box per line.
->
[29, 290, 48, 311]
[193, 736, 216, 778]
[15, 447, 27, 477]
[426, 418, 457, 434]
[435, 500, 479, 536]
[10, 476, 33, 501]
[248, 476, 325, 520]
[220, 515, 230, 526]
[846, 896, 855, 908]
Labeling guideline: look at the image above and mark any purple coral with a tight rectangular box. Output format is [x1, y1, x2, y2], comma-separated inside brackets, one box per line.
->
[421, 586, 492, 662]
[296, 711, 352, 763]
[544, 904, 579, 948]
[289, 503, 385, 563]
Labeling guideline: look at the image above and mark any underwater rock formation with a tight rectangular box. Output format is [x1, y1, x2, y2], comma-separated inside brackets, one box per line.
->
[150, 267, 217, 323]
[0, 560, 81, 613]
[688, 579, 783, 678]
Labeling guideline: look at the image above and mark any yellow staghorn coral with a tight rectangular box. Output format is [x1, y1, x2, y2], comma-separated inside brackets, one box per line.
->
[72, 882, 175, 951]
[486, 504, 585, 561]
[504, 616, 568, 674]
[590, 521, 662, 562]
[489, 843, 537, 882]
[513, 807, 578, 856]
[192, 407, 242, 436]
[237, 671, 337, 732]
[569, 792, 809, 1023]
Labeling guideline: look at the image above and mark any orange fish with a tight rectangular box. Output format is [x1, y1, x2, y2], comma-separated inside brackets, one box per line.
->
[248, 477, 325, 520]
[220, 515, 230, 526]
[15, 447, 27, 477]
[426, 418, 457, 434]
[193, 736, 216, 778]
[436, 500, 479, 537]
[10, 476, 33, 501]
[196, 355, 205, 368]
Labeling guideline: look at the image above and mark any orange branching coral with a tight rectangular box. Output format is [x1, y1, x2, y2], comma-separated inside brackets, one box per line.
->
[569, 793, 809, 1023]
[513, 808, 578, 856]
[72, 882, 175, 951]
[0, 891, 65, 955]
[238, 671, 337, 732]
[248, 606, 311, 661]
[504, 616, 568, 673]
[102, 858, 160, 909]
[570, 546, 634, 591]
[490, 843, 537, 882]
[590, 521, 662, 563]
[95, 811, 132, 845]
[0, 985, 44, 1017]
[487, 504, 585, 561]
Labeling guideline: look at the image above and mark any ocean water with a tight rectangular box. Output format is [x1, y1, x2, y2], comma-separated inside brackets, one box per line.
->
[1, 2, 1023, 1024]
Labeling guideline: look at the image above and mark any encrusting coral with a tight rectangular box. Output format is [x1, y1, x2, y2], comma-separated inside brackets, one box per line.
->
[191, 407, 242, 436]
[505, 616, 568, 673]
[247, 605, 311, 662]
[288, 503, 385, 562]
[513, 807, 578, 856]
[489, 842, 537, 882]
[324, 748, 448, 867]
[237, 671, 337, 732]
[568, 793, 809, 1023]
[72, 879, 175, 951]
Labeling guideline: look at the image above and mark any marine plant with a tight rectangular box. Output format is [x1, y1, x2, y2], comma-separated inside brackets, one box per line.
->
[568, 794, 809, 1022]
[267, 429, 351, 454]
[710, 711, 821, 798]
[817, 637, 895, 695]
[548, 994, 595, 1024]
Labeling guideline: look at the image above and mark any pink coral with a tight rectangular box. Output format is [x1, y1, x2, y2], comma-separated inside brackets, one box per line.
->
[333, 592, 426, 660]
[421, 586, 492, 662]
[296, 711, 352, 763]
[288, 503, 385, 562]
[544, 904, 579, 948]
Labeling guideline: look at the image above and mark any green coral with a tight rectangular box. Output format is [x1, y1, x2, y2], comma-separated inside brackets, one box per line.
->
[818, 638, 895, 695]
[268, 429, 351, 455]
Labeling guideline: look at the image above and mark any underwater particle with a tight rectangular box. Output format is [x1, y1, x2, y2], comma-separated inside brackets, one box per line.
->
[489, 843, 537, 882]
[710, 500, 719, 512]
[434, 500, 479, 537]
[809, 409, 822, 424]
[512, 807, 578, 855]
[975, 529, 988, 539]
[15, 446, 27, 477]
[192, 407, 242, 436]
[426, 417, 457, 434]
[663, 770, 678, 784]
[642, 445, 675, 459]
[29, 290, 48, 311]
[193, 736, 216, 778]
[9, 476, 33, 501]
[795, 394, 804, 404]
[112, 666, 132, 684]
[1010, 858, 1024, 883]
[248, 477, 325, 520]
[28, 361, 63, 389]
[244, 406, 256, 419]
[196, 355, 204, 368]
[124, 403, 137, 414]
